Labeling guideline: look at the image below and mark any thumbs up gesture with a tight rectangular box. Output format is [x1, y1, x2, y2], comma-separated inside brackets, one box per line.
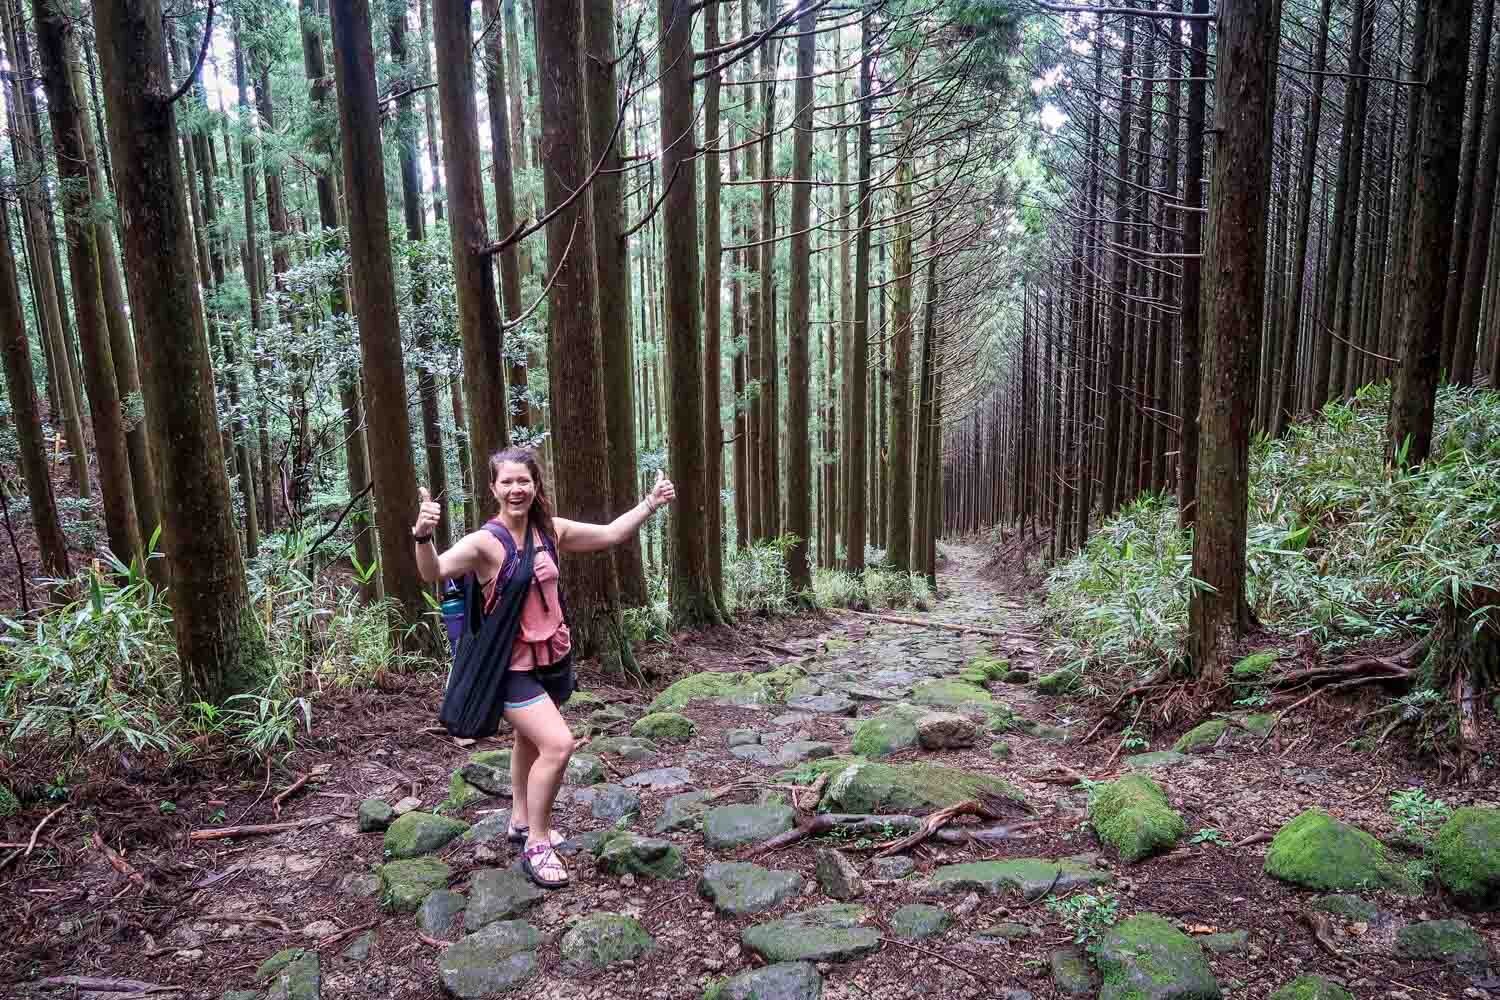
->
[648, 469, 676, 512]
[413, 486, 441, 540]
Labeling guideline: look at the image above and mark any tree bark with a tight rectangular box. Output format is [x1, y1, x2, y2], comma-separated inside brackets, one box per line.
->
[1452, 0, 1500, 386]
[843, 13, 872, 574]
[483, 0, 530, 434]
[1103, 12, 1134, 520]
[784, 3, 815, 594]
[701, 0, 726, 601]
[757, 0, 780, 540]
[419, 0, 444, 221]
[885, 91, 915, 571]
[1177, 0, 1208, 528]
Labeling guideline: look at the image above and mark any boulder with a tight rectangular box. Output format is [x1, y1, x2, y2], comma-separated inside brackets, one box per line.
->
[437, 921, 540, 998]
[1435, 806, 1500, 909]
[850, 712, 920, 758]
[741, 905, 882, 963]
[1050, 947, 1093, 996]
[817, 759, 1024, 814]
[916, 712, 978, 750]
[812, 848, 864, 901]
[596, 832, 684, 879]
[1089, 774, 1185, 863]
[1264, 809, 1409, 891]
[377, 858, 451, 913]
[927, 858, 1111, 899]
[909, 680, 992, 709]
[698, 862, 804, 917]
[654, 791, 712, 834]
[572, 783, 642, 823]
[632, 712, 697, 744]
[704, 804, 796, 851]
[1096, 913, 1221, 1000]
[651, 671, 776, 711]
[465, 869, 543, 929]
[1394, 919, 1490, 969]
[560, 913, 654, 971]
[889, 904, 951, 940]
[1269, 977, 1353, 1000]
[703, 962, 822, 1000]
[357, 799, 394, 833]
[416, 889, 467, 938]
[383, 812, 469, 859]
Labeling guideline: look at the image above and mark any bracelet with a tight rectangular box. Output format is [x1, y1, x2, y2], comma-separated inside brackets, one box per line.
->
[413, 532, 433, 544]
[642, 498, 659, 515]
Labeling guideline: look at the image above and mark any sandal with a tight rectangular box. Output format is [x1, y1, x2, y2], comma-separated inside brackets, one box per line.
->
[521, 842, 570, 889]
[507, 824, 567, 847]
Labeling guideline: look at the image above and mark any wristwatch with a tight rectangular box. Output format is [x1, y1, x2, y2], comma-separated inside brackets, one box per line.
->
[413, 532, 433, 544]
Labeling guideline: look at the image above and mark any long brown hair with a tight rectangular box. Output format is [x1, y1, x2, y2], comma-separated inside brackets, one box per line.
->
[489, 447, 557, 541]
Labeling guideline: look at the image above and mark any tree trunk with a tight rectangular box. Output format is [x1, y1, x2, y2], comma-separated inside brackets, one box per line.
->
[93, 0, 267, 701]
[1177, 0, 1208, 528]
[33, 0, 143, 567]
[232, 22, 272, 537]
[1453, 0, 1500, 387]
[1389, 0, 1474, 467]
[886, 97, 915, 571]
[483, 0, 530, 435]
[419, 0, 444, 222]
[1326, 0, 1373, 402]
[757, 0, 780, 540]
[328, 0, 433, 642]
[844, 14, 872, 574]
[1103, 13, 1134, 520]
[1187, 0, 1278, 680]
[701, 0, 726, 602]
[784, 3, 815, 594]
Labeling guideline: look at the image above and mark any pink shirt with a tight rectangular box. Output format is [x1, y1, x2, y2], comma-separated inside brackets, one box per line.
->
[484, 548, 571, 671]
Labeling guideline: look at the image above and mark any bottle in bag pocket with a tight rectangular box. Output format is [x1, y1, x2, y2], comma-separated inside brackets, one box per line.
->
[441, 580, 465, 655]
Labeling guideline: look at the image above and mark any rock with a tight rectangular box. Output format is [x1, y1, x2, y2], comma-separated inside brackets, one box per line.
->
[731, 744, 780, 766]
[590, 705, 630, 726]
[339, 871, 382, 899]
[989, 741, 1012, 760]
[816, 759, 1025, 815]
[842, 682, 907, 702]
[1096, 913, 1221, 1000]
[870, 856, 916, 880]
[1435, 807, 1500, 909]
[572, 783, 642, 822]
[1050, 947, 1093, 996]
[1173, 714, 1274, 753]
[392, 795, 422, 815]
[565, 691, 605, 712]
[463, 812, 513, 845]
[623, 766, 693, 791]
[850, 712, 920, 758]
[442, 773, 491, 813]
[776, 741, 836, 766]
[1089, 774, 1185, 863]
[459, 751, 512, 794]
[964, 656, 1011, 682]
[437, 920, 541, 998]
[741, 904, 882, 963]
[975, 922, 1036, 943]
[772, 711, 816, 728]
[889, 904, 951, 940]
[260, 948, 319, 1000]
[704, 961, 823, 1000]
[927, 858, 1111, 899]
[655, 791, 712, 833]
[1200, 931, 1249, 954]
[698, 862, 804, 916]
[417, 890, 467, 938]
[1018, 720, 1071, 742]
[588, 736, 659, 762]
[916, 712, 978, 749]
[1311, 894, 1378, 921]
[704, 804, 796, 851]
[1269, 977, 1354, 1000]
[224, 992, 261, 1000]
[341, 931, 374, 962]
[1264, 809, 1409, 891]
[258, 947, 308, 981]
[560, 912, 654, 971]
[1033, 670, 1081, 695]
[596, 832, 685, 878]
[1125, 751, 1193, 771]
[1001, 670, 1031, 684]
[785, 693, 856, 716]
[632, 712, 697, 744]
[465, 869, 544, 929]
[813, 849, 864, 901]
[377, 858, 452, 913]
[1231, 651, 1278, 679]
[909, 680, 992, 708]
[727, 729, 762, 748]
[302, 920, 340, 940]
[1395, 919, 1490, 968]
[357, 799, 394, 833]
[383, 812, 468, 859]
[652, 671, 777, 711]
[565, 754, 606, 786]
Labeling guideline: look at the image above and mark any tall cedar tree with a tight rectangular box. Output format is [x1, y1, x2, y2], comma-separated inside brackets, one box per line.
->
[1454, 0, 1500, 386]
[433, 0, 507, 500]
[534, 0, 637, 664]
[92, 0, 267, 701]
[328, 0, 433, 643]
[1187, 0, 1279, 679]
[1388, 0, 1474, 467]
[701, 0, 725, 601]
[482, 0, 530, 428]
[785, 3, 815, 593]
[1177, 0, 1208, 527]
[885, 85, 915, 571]
[585, 0, 647, 607]
[843, 13, 873, 574]
[658, 0, 723, 624]
[32, 2, 142, 568]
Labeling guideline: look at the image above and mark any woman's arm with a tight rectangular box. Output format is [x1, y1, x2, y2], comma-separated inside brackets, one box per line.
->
[555, 472, 676, 554]
[413, 486, 493, 582]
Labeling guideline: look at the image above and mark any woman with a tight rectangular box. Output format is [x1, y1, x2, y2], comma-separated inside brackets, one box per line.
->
[412, 447, 674, 888]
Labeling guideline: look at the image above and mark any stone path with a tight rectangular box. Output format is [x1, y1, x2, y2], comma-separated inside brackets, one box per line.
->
[22, 544, 1497, 1000]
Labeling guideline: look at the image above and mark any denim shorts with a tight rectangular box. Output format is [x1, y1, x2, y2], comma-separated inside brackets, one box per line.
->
[503, 657, 576, 711]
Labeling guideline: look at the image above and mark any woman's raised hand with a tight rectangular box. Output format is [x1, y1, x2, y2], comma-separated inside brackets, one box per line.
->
[413, 486, 441, 540]
[649, 470, 676, 511]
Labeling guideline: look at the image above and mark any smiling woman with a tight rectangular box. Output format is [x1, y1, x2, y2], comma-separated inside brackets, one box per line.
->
[410, 445, 674, 889]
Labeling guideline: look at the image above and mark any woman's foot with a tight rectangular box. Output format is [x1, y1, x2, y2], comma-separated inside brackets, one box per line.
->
[521, 840, 569, 889]
[507, 823, 565, 846]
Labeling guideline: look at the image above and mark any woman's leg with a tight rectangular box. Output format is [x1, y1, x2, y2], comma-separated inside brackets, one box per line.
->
[508, 728, 539, 830]
[503, 695, 575, 882]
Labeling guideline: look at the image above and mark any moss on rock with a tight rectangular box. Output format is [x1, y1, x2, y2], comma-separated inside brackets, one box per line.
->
[1435, 807, 1500, 910]
[1269, 977, 1353, 1000]
[383, 812, 468, 859]
[964, 656, 1011, 681]
[1264, 809, 1409, 891]
[818, 758, 1025, 814]
[1034, 670, 1082, 695]
[560, 913, 654, 971]
[1173, 714, 1275, 753]
[651, 671, 777, 711]
[1089, 774, 1185, 863]
[631, 712, 696, 744]
[851, 711, 920, 758]
[1096, 913, 1220, 1000]
[909, 679, 993, 708]
[1395, 919, 1489, 967]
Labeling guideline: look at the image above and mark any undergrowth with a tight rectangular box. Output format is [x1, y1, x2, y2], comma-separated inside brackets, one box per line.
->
[1044, 384, 1500, 680]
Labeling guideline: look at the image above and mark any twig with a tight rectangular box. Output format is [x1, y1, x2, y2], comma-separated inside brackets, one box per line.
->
[317, 920, 375, 950]
[1027, 765, 1100, 787]
[418, 932, 451, 950]
[199, 912, 291, 932]
[38, 977, 181, 994]
[0, 804, 67, 872]
[873, 800, 1002, 858]
[1233, 832, 1273, 848]
[843, 609, 1012, 639]
[1023, 867, 1065, 904]
[272, 774, 310, 818]
[92, 832, 144, 884]
[189, 815, 336, 841]
[879, 936, 992, 983]
[796, 773, 830, 812]
[302, 481, 374, 564]
[1297, 911, 1348, 963]
[930, 821, 1044, 845]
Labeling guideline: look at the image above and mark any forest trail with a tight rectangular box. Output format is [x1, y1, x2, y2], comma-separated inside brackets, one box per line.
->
[9, 545, 1497, 1000]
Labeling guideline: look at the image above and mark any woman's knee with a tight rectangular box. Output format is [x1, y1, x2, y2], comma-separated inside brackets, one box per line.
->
[537, 728, 575, 764]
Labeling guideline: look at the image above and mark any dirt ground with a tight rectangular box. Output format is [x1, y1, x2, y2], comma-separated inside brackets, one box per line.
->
[2, 543, 1496, 1000]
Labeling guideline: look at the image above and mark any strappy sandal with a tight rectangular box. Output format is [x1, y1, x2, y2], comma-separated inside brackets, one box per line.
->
[507, 824, 567, 847]
[520, 841, 570, 889]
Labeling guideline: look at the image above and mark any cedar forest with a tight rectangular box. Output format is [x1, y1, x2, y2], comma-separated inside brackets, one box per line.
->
[1, 0, 1498, 996]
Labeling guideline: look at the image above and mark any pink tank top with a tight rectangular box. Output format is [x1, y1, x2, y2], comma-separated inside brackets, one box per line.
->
[508, 549, 571, 670]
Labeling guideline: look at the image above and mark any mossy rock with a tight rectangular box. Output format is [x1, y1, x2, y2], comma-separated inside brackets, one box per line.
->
[1033, 670, 1082, 695]
[564, 691, 606, 713]
[1096, 913, 1221, 1000]
[459, 750, 513, 795]
[1311, 894, 1377, 921]
[631, 712, 696, 744]
[438, 921, 540, 998]
[1125, 751, 1192, 772]
[1264, 809, 1410, 892]
[377, 857, 452, 913]
[989, 741, 1012, 760]
[565, 754, 606, 785]
[957, 668, 991, 686]
[759, 665, 810, 701]
[651, 671, 776, 711]
[1230, 651, 1278, 680]
[1395, 919, 1489, 967]
[1089, 774, 1185, 863]
[741, 904, 882, 963]
[1173, 714, 1275, 753]
[889, 904, 952, 940]
[703, 962, 822, 1000]
[560, 912, 654, 971]
[383, 812, 469, 859]
[908, 680, 992, 708]
[927, 858, 1111, 898]
[1435, 807, 1500, 910]
[440, 773, 491, 814]
[596, 832, 685, 879]
[817, 758, 1025, 814]
[964, 656, 1011, 682]
[0, 784, 19, 818]
[588, 736, 659, 761]
[1269, 977, 1353, 1000]
[851, 711, 920, 758]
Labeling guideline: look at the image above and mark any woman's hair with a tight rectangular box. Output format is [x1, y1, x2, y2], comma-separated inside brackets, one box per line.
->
[489, 447, 557, 540]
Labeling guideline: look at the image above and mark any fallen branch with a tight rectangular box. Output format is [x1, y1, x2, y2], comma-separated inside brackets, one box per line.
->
[199, 912, 291, 932]
[92, 832, 144, 884]
[1233, 831, 1273, 848]
[317, 920, 376, 950]
[844, 609, 1012, 639]
[931, 820, 1045, 846]
[742, 813, 922, 859]
[38, 977, 181, 993]
[1297, 911, 1348, 963]
[0, 803, 67, 872]
[417, 932, 451, 950]
[795, 773, 830, 812]
[272, 774, 310, 818]
[873, 800, 1001, 858]
[879, 936, 992, 983]
[189, 814, 336, 842]
[1027, 764, 1103, 787]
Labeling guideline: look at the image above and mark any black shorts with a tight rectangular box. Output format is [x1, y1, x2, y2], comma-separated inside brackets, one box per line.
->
[503, 657, 575, 711]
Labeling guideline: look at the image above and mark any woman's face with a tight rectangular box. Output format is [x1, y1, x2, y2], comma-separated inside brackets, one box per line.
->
[491, 461, 535, 516]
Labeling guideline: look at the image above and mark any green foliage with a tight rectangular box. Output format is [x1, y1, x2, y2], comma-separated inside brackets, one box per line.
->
[1044, 385, 1500, 677]
[1045, 890, 1120, 953]
[1191, 828, 1229, 847]
[812, 566, 934, 611]
[1388, 788, 1452, 844]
